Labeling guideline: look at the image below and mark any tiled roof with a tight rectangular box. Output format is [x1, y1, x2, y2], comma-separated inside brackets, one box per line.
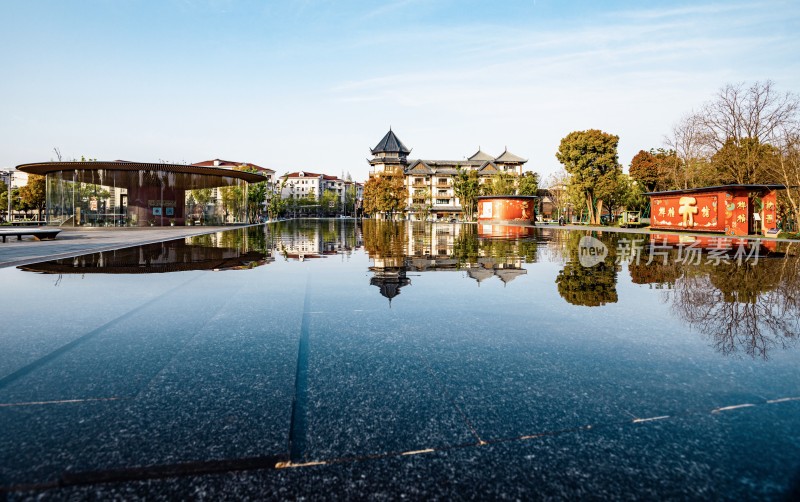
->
[468, 149, 494, 161]
[192, 159, 275, 173]
[283, 171, 324, 178]
[494, 149, 527, 163]
[371, 129, 411, 155]
[406, 160, 433, 174]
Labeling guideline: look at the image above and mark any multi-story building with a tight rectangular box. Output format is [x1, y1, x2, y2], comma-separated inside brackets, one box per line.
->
[191, 159, 276, 185]
[279, 171, 363, 211]
[368, 129, 527, 220]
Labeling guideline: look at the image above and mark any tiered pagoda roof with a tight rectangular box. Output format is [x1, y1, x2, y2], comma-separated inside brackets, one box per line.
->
[371, 129, 411, 155]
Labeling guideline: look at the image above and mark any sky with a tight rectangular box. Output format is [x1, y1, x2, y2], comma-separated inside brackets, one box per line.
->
[1, 0, 798, 182]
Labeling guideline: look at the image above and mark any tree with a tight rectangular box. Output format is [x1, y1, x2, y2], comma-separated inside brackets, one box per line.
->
[628, 150, 661, 192]
[710, 137, 778, 185]
[267, 191, 286, 220]
[666, 113, 714, 189]
[190, 188, 213, 222]
[516, 171, 539, 196]
[699, 80, 799, 150]
[544, 169, 570, 220]
[344, 184, 357, 217]
[19, 174, 46, 221]
[320, 190, 340, 217]
[620, 175, 649, 212]
[483, 171, 515, 195]
[12, 187, 32, 218]
[453, 168, 481, 221]
[410, 188, 431, 221]
[363, 171, 405, 219]
[220, 185, 244, 222]
[0, 178, 8, 221]
[769, 132, 800, 231]
[556, 129, 621, 225]
[667, 81, 799, 189]
[601, 171, 633, 220]
[228, 165, 270, 223]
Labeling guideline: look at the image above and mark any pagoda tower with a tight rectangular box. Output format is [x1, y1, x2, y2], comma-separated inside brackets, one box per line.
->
[368, 128, 411, 177]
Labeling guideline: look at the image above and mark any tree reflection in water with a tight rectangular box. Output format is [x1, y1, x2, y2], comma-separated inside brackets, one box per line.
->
[668, 253, 800, 359]
[631, 242, 800, 359]
[554, 231, 620, 307]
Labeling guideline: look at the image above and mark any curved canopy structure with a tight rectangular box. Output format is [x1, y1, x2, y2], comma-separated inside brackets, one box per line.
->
[17, 161, 267, 227]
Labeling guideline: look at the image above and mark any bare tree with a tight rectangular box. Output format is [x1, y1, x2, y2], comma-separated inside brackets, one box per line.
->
[544, 168, 570, 219]
[770, 130, 800, 230]
[665, 113, 712, 189]
[700, 80, 799, 149]
[666, 81, 799, 188]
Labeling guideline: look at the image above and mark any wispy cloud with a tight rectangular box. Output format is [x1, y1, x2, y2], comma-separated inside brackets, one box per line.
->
[360, 0, 431, 20]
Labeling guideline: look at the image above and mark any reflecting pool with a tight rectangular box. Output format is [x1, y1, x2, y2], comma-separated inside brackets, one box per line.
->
[1, 220, 799, 499]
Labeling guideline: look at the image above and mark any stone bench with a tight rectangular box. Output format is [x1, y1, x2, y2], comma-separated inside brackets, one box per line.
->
[0, 228, 61, 243]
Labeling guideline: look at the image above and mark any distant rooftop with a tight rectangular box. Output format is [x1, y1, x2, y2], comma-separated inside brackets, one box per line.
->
[468, 148, 494, 162]
[192, 159, 274, 174]
[494, 148, 527, 163]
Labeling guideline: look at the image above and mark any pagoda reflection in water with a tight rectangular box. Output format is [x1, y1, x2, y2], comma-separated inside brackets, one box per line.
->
[363, 220, 536, 302]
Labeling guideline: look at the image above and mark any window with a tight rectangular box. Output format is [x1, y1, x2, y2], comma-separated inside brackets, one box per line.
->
[436, 199, 449, 205]
[438, 178, 448, 184]
[438, 190, 448, 195]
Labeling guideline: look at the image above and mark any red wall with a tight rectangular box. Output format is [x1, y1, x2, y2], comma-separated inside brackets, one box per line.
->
[650, 189, 778, 236]
[650, 191, 726, 233]
[477, 224, 536, 238]
[477, 198, 535, 223]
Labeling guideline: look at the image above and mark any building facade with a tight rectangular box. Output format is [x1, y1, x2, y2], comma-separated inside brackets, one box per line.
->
[278, 171, 363, 214]
[367, 129, 527, 220]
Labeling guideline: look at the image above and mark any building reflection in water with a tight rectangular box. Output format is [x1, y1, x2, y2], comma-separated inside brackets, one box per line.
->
[268, 219, 363, 261]
[362, 220, 536, 303]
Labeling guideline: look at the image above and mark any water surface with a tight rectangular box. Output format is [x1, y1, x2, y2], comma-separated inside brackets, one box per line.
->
[1, 220, 799, 498]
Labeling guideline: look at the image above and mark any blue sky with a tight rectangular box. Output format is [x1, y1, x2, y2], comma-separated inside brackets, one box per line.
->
[1, 0, 798, 181]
